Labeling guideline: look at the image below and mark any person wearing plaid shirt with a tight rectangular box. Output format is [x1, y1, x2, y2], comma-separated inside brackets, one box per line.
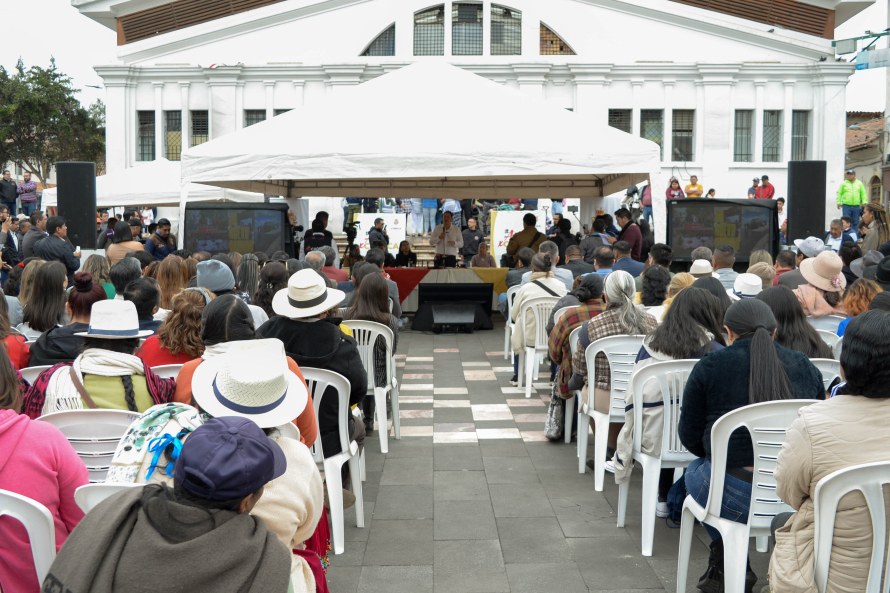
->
[548, 278, 607, 399]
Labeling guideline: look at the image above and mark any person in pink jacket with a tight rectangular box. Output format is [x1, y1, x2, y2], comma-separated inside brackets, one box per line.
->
[0, 347, 87, 593]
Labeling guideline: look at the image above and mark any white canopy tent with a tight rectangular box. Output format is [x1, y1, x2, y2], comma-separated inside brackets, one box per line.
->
[181, 61, 668, 238]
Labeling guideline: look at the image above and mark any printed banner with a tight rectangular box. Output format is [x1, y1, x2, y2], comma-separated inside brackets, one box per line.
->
[355, 213, 407, 255]
[491, 210, 546, 265]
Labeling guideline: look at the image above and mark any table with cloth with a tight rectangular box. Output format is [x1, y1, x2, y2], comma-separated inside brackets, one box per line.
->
[384, 268, 509, 313]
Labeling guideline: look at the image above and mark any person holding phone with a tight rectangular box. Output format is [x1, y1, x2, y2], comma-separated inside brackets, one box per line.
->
[368, 217, 389, 253]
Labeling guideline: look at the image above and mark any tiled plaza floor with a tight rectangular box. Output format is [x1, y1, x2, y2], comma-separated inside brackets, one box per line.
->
[326, 318, 772, 593]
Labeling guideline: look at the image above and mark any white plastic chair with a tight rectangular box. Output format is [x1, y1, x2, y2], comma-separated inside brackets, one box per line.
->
[0, 489, 56, 585]
[807, 315, 846, 333]
[813, 461, 890, 593]
[579, 335, 646, 489]
[552, 306, 575, 331]
[503, 285, 521, 361]
[345, 319, 400, 454]
[677, 400, 817, 593]
[816, 330, 841, 353]
[302, 367, 364, 555]
[74, 483, 142, 513]
[833, 336, 843, 361]
[388, 298, 394, 313]
[38, 410, 140, 483]
[516, 296, 560, 398]
[810, 358, 842, 391]
[150, 364, 183, 379]
[616, 359, 699, 556]
[20, 365, 52, 385]
[564, 325, 583, 444]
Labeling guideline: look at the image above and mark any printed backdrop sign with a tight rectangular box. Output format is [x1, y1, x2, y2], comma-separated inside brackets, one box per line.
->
[490, 210, 546, 265]
[356, 213, 407, 255]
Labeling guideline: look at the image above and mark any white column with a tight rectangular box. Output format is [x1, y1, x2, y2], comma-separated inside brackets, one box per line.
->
[482, 1, 491, 56]
[698, 65, 740, 194]
[444, 2, 453, 56]
[180, 82, 191, 151]
[235, 82, 244, 130]
[204, 65, 242, 140]
[264, 80, 275, 121]
[754, 79, 766, 163]
[568, 64, 612, 122]
[695, 81, 705, 164]
[663, 80, 674, 164]
[153, 83, 164, 161]
[513, 64, 551, 100]
[96, 65, 131, 173]
[816, 64, 855, 228]
[783, 80, 795, 162]
[631, 79, 643, 137]
[293, 80, 305, 107]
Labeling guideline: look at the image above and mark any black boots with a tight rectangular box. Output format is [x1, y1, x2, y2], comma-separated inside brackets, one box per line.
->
[696, 539, 758, 593]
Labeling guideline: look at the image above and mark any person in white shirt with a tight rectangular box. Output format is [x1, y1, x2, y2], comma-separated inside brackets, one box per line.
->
[776, 197, 787, 228]
[141, 208, 155, 227]
[520, 240, 574, 291]
[429, 211, 464, 267]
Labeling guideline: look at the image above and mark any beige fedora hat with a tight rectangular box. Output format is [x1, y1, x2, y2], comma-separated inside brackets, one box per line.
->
[272, 268, 345, 319]
[74, 300, 154, 339]
[799, 250, 846, 293]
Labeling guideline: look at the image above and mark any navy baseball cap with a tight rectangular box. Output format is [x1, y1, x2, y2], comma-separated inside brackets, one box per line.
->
[174, 416, 286, 501]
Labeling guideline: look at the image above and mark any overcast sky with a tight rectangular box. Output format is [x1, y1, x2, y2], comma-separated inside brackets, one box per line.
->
[0, 0, 887, 111]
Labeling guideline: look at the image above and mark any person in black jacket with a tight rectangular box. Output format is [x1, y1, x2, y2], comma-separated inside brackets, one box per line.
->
[32, 216, 81, 285]
[678, 298, 824, 593]
[368, 218, 389, 253]
[258, 269, 368, 466]
[0, 170, 17, 215]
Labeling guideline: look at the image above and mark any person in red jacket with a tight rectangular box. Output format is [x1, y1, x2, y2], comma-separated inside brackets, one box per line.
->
[137, 287, 215, 367]
[756, 175, 775, 200]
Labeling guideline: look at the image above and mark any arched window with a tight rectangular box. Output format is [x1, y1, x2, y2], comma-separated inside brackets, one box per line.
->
[361, 24, 395, 56]
[540, 23, 575, 55]
[491, 5, 521, 55]
[414, 5, 445, 56]
[871, 175, 882, 200]
[453, 3, 483, 55]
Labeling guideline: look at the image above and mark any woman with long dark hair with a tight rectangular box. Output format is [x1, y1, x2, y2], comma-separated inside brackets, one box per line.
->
[692, 276, 733, 324]
[679, 298, 824, 592]
[18, 261, 67, 339]
[253, 262, 289, 318]
[640, 265, 670, 307]
[637, 218, 654, 263]
[756, 286, 833, 358]
[861, 202, 890, 253]
[235, 253, 260, 302]
[394, 240, 417, 267]
[105, 220, 145, 266]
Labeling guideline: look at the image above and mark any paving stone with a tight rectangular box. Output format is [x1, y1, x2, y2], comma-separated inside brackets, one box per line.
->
[567, 536, 665, 590]
[373, 485, 433, 520]
[357, 565, 433, 593]
[431, 407, 476, 423]
[482, 456, 541, 485]
[433, 444, 485, 470]
[434, 500, 499, 541]
[434, 470, 490, 501]
[489, 482, 555, 517]
[380, 457, 433, 485]
[326, 566, 361, 593]
[362, 519, 434, 566]
[497, 517, 574, 564]
[505, 562, 590, 593]
[434, 540, 509, 592]
[478, 439, 529, 457]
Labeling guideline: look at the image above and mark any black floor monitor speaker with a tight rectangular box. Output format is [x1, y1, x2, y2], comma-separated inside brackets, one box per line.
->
[787, 160, 826, 244]
[56, 162, 97, 250]
[432, 303, 477, 333]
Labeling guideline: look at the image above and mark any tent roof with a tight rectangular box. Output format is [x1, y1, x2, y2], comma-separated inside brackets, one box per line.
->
[181, 62, 662, 200]
[42, 158, 264, 208]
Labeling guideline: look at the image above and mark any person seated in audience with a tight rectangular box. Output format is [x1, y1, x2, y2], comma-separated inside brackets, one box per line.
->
[773, 250, 797, 286]
[341, 244, 363, 269]
[558, 245, 594, 278]
[612, 287, 727, 514]
[319, 245, 347, 283]
[105, 220, 144, 266]
[338, 260, 367, 294]
[109, 257, 142, 301]
[394, 241, 417, 268]
[227, 251, 242, 269]
[155, 256, 186, 315]
[81, 253, 115, 299]
[837, 242, 860, 286]
[0, 294, 28, 369]
[546, 273, 605, 336]
[712, 245, 739, 290]
[22, 300, 175, 418]
[127, 249, 153, 274]
[679, 299, 824, 593]
[570, 271, 658, 467]
[17, 261, 67, 340]
[286, 258, 303, 278]
[746, 261, 776, 290]
[749, 249, 773, 266]
[235, 253, 260, 303]
[470, 242, 497, 268]
[640, 265, 670, 308]
[257, 270, 366, 484]
[692, 277, 733, 325]
[340, 262, 377, 310]
[511, 253, 568, 385]
[768, 311, 890, 593]
[590, 245, 616, 279]
[755, 286, 834, 359]
[0, 347, 87, 593]
[137, 287, 215, 367]
[507, 247, 534, 289]
[174, 294, 317, 446]
[143, 260, 159, 279]
[612, 241, 645, 278]
[29, 272, 107, 367]
[196, 259, 269, 330]
[43, 416, 292, 593]
[634, 243, 673, 292]
[342, 271, 400, 433]
[305, 250, 338, 289]
[792, 251, 846, 317]
[645, 272, 694, 322]
[363, 248, 402, 319]
[521, 241, 574, 291]
[835, 278, 881, 336]
[580, 218, 610, 264]
[779, 237, 823, 289]
[252, 262, 289, 320]
[123, 277, 163, 335]
[4, 264, 24, 325]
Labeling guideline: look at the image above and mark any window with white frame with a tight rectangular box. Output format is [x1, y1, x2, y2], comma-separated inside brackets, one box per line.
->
[137, 111, 155, 162]
[491, 5, 520, 55]
[671, 110, 695, 162]
[734, 110, 754, 163]
[191, 110, 208, 146]
[763, 110, 782, 163]
[244, 110, 266, 127]
[791, 111, 810, 161]
[608, 109, 632, 134]
[640, 109, 664, 160]
[414, 5, 445, 56]
[452, 3, 482, 55]
[164, 111, 182, 161]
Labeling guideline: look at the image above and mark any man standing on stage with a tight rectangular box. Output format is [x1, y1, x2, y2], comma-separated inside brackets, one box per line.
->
[836, 169, 867, 228]
[369, 218, 389, 253]
[606, 208, 642, 261]
[429, 210, 463, 268]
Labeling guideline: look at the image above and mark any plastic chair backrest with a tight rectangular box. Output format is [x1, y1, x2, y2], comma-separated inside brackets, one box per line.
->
[810, 358, 842, 391]
[813, 461, 890, 593]
[344, 319, 394, 391]
[20, 365, 52, 385]
[586, 335, 647, 420]
[38, 410, 141, 482]
[388, 298, 394, 313]
[552, 306, 575, 330]
[706, 400, 817, 529]
[505, 285, 521, 324]
[807, 315, 846, 333]
[518, 296, 560, 350]
[833, 337, 843, 361]
[628, 359, 698, 463]
[569, 326, 582, 357]
[74, 483, 142, 513]
[0, 489, 56, 584]
[301, 367, 353, 463]
[816, 330, 841, 353]
[149, 364, 183, 379]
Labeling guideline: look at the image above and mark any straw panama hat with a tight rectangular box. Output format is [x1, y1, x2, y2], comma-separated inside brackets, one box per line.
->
[799, 251, 846, 293]
[74, 300, 154, 339]
[272, 268, 345, 319]
[727, 273, 764, 301]
[191, 338, 308, 429]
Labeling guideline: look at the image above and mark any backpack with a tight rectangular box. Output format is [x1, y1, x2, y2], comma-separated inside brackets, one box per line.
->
[106, 403, 203, 484]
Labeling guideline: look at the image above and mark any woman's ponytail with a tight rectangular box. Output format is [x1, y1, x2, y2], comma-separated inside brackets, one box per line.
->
[724, 299, 791, 404]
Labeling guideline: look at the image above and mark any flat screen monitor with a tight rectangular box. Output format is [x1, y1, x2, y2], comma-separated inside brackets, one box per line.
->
[666, 199, 779, 262]
[184, 203, 289, 256]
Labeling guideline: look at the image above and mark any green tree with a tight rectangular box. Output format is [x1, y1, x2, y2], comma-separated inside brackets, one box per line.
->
[0, 57, 105, 189]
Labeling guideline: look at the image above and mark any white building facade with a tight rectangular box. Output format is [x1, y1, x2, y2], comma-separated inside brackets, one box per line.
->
[75, 0, 867, 230]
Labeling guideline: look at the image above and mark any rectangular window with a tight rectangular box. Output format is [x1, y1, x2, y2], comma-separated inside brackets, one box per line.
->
[763, 110, 782, 163]
[640, 109, 664, 160]
[244, 110, 266, 127]
[791, 111, 810, 161]
[274, 109, 292, 117]
[452, 3, 482, 55]
[491, 5, 520, 56]
[137, 111, 155, 162]
[164, 111, 182, 161]
[191, 110, 209, 146]
[414, 5, 445, 56]
[734, 110, 754, 163]
[671, 110, 695, 162]
[608, 109, 632, 134]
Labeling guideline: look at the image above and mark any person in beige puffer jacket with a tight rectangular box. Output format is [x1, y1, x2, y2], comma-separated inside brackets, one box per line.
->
[769, 310, 890, 593]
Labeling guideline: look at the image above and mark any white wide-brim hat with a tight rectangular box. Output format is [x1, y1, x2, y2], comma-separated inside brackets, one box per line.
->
[727, 273, 764, 301]
[272, 268, 345, 319]
[74, 299, 154, 339]
[192, 338, 308, 428]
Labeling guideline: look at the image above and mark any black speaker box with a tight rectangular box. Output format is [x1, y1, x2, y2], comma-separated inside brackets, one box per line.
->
[432, 303, 477, 333]
[56, 161, 97, 250]
[787, 160, 827, 244]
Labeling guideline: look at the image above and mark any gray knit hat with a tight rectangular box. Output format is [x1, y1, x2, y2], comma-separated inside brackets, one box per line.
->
[197, 260, 235, 293]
